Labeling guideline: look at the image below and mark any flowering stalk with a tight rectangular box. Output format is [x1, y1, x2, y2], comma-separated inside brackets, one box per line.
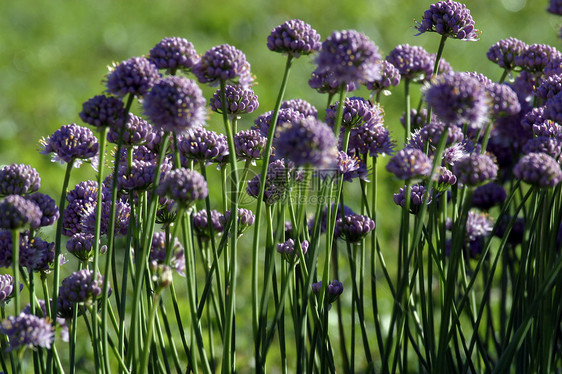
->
[11, 230, 19, 316]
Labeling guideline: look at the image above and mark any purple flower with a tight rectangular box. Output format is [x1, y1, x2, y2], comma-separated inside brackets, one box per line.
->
[0, 195, 41, 230]
[401, 109, 432, 129]
[220, 208, 256, 236]
[472, 182, 507, 210]
[234, 129, 267, 161]
[386, 148, 432, 181]
[407, 121, 465, 152]
[107, 113, 155, 147]
[309, 69, 358, 95]
[416, 0, 479, 41]
[267, 19, 321, 57]
[149, 37, 199, 72]
[66, 233, 101, 262]
[116, 158, 170, 192]
[465, 211, 493, 242]
[20, 234, 56, 272]
[548, 0, 562, 15]
[23, 299, 68, 342]
[281, 99, 318, 118]
[0, 274, 15, 304]
[365, 60, 401, 94]
[150, 232, 185, 275]
[275, 117, 338, 168]
[346, 120, 394, 158]
[535, 75, 562, 101]
[67, 180, 104, 204]
[487, 37, 527, 70]
[192, 209, 225, 241]
[277, 238, 309, 263]
[0, 163, 41, 196]
[252, 108, 305, 137]
[106, 57, 160, 98]
[545, 58, 562, 77]
[178, 128, 229, 165]
[334, 151, 361, 182]
[58, 270, 109, 318]
[25, 193, 59, 228]
[80, 95, 126, 129]
[326, 96, 377, 129]
[436, 167, 457, 192]
[40, 124, 99, 166]
[143, 76, 206, 134]
[193, 44, 253, 88]
[521, 107, 547, 131]
[156, 168, 208, 206]
[336, 213, 375, 243]
[532, 120, 562, 139]
[386, 44, 433, 82]
[0, 313, 54, 350]
[522, 136, 562, 159]
[514, 44, 561, 73]
[453, 153, 497, 186]
[513, 152, 562, 187]
[393, 184, 432, 214]
[246, 159, 302, 205]
[312, 280, 343, 304]
[62, 199, 94, 237]
[315, 30, 381, 87]
[81, 200, 130, 237]
[486, 83, 520, 118]
[210, 85, 259, 118]
[546, 91, 562, 123]
[423, 72, 489, 127]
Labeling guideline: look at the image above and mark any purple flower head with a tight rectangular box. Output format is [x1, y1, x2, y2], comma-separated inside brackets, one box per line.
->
[210, 85, 259, 118]
[155, 168, 208, 206]
[514, 44, 561, 74]
[386, 44, 433, 82]
[416, 0, 479, 41]
[472, 182, 507, 211]
[143, 76, 207, 134]
[267, 19, 321, 58]
[546, 91, 562, 123]
[193, 44, 253, 88]
[513, 152, 562, 187]
[247, 159, 302, 205]
[545, 58, 562, 77]
[220, 208, 256, 236]
[67, 180, 104, 204]
[58, 270, 109, 318]
[487, 37, 527, 70]
[116, 158, 170, 192]
[0, 274, 15, 304]
[312, 204, 355, 235]
[400, 108, 434, 130]
[277, 238, 309, 264]
[486, 83, 521, 118]
[333, 151, 361, 182]
[408, 121, 464, 153]
[0, 313, 54, 350]
[107, 113, 154, 147]
[281, 99, 318, 118]
[149, 36, 199, 73]
[309, 68, 359, 95]
[366, 60, 401, 94]
[548, 0, 562, 15]
[20, 235, 56, 272]
[40, 124, 99, 166]
[253, 108, 305, 137]
[25, 193, 59, 228]
[0, 163, 41, 196]
[535, 75, 562, 101]
[150, 232, 185, 275]
[178, 128, 229, 165]
[66, 233, 102, 262]
[62, 199, 94, 237]
[453, 153, 497, 186]
[275, 117, 338, 168]
[315, 30, 381, 87]
[345, 120, 394, 158]
[81, 200, 130, 237]
[312, 280, 344, 304]
[436, 167, 457, 192]
[424, 72, 489, 127]
[192, 209, 225, 242]
[326, 97, 377, 129]
[465, 211, 493, 242]
[521, 107, 547, 131]
[106, 57, 160, 98]
[393, 184, 432, 214]
[0, 195, 41, 230]
[23, 299, 68, 343]
[336, 213, 375, 243]
[386, 148, 432, 181]
[532, 120, 562, 139]
[234, 129, 267, 161]
[522, 136, 562, 159]
[80, 95, 126, 130]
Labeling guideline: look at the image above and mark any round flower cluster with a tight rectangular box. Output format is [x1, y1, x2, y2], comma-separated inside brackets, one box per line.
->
[486, 37, 527, 70]
[281, 99, 318, 118]
[393, 184, 432, 214]
[81, 199, 130, 237]
[386, 148, 432, 181]
[0, 312, 54, 350]
[210, 85, 259, 117]
[26, 193, 59, 227]
[522, 136, 562, 159]
[234, 129, 267, 161]
[66, 233, 100, 262]
[220, 208, 256, 236]
[40, 124, 99, 166]
[514, 44, 561, 73]
[80, 94, 126, 129]
[436, 167, 457, 192]
[486, 83, 521, 118]
[58, 270, 109, 318]
[513, 152, 562, 188]
[326, 97, 378, 129]
[472, 182, 507, 211]
[311, 280, 344, 304]
[453, 153, 498, 186]
[149, 36, 199, 72]
[345, 121, 394, 158]
[0, 274, 15, 303]
[336, 213, 375, 243]
[106, 57, 160, 98]
[155, 168, 208, 206]
[193, 44, 253, 88]
[465, 211, 494, 242]
[253, 108, 305, 137]
[247, 159, 302, 205]
[0, 163, 41, 196]
[365, 60, 401, 94]
[308, 69, 358, 95]
[19, 235, 56, 272]
[149, 232, 185, 275]
[192, 209, 225, 242]
[277, 238, 309, 263]
[62, 181, 104, 237]
[386, 44, 433, 82]
[0, 195, 42, 230]
[107, 114, 155, 147]
[267, 19, 321, 58]
[178, 128, 229, 165]
[416, 0, 479, 41]
[535, 75, 562, 100]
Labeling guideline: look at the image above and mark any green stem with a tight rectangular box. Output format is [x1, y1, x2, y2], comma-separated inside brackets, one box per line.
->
[137, 292, 162, 374]
[11, 230, 19, 315]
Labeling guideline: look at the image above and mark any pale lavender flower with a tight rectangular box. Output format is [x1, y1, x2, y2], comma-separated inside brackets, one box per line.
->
[386, 148, 432, 180]
[308, 69, 359, 95]
[513, 152, 562, 187]
[253, 108, 305, 137]
[366, 60, 401, 94]
[386, 44, 433, 82]
[281, 99, 318, 118]
[522, 136, 562, 159]
[326, 96, 377, 129]
[150, 232, 185, 275]
[0, 313, 54, 350]
[486, 83, 521, 118]
[220, 208, 255, 236]
[514, 44, 561, 74]
[453, 153, 497, 186]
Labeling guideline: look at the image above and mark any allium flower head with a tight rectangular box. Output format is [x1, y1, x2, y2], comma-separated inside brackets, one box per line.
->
[326, 97, 377, 129]
[192, 209, 225, 242]
[0, 195, 41, 230]
[365, 60, 401, 94]
[277, 238, 309, 264]
[178, 128, 229, 164]
[275, 117, 338, 168]
[0, 313, 54, 350]
[149, 232, 185, 275]
[80, 95, 126, 129]
[548, 0, 562, 15]
[386, 44, 433, 82]
[336, 214, 375, 243]
[281, 99, 318, 118]
[487, 37, 527, 70]
[386, 148, 432, 181]
[308, 69, 358, 95]
[393, 184, 432, 214]
[531, 120, 562, 139]
[465, 211, 493, 242]
[408, 121, 464, 152]
[522, 136, 562, 159]
[193, 44, 253, 88]
[436, 167, 457, 192]
[312, 280, 343, 304]
[536, 75, 562, 101]
[210, 85, 259, 118]
[0, 163, 41, 196]
[345, 121, 394, 158]
[514, 44, 561, 73]
[521, 107, 547, 131]
[472, 182, 507, 210]
[416, 0, 479, 41]
[453, 153, 497, 186]
[116, 158, 170, 192]
[246, 159, 302, 205]
[26, 193, 59, 227]
[81, 200, 130, 237]
[106, 56, 160, 98]
[545, 58, 562, 77]
[155, 168, 208, 206]
[234, 129, 267, 161]
[107, 113, 155, 147]
[20, 235, 56, 272]
[546, 91, 562, 123]
[143, 76, 207, 134]
[40, 124, 99, 166]
[267, 19, 321, 57]
[220, 208, 256, 236]
[0, 274, 16, 305]
[66, 233, 100, 262]
[149, 36, 199, 72]
[58, 270, 109, 317]
[315, 30, 381, 87]
[253, 108, 305, 137]
[513, 152, 562, 188]
[423, 72, 489, 127]
[486, 83, 521, 118]
[333, 151, 361, 182]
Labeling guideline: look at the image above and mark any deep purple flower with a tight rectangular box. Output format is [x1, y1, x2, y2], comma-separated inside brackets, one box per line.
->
[192, 209, 225, 241]
[514, 44, 561, 73]
[487, 37, 527, 70]
[280, 99, 318, 118]
[116, 158, 170, 192]
[472, 182, 507, 210]
[424, 72, 489, 127]
[150, 232, 185, 275]
[156, 168, 208, 205]
[407, 121, 465, 153]
[545, 58, 562, 77]
[453, 153, 497, 186]
[58, 270, 109, 318]
[386, 148, 432, 181]
[532, 120, 562, 139]
[62, 199, 94, 237]
[436, 167, 457, 192]
[0, 164, 41, 196]
[41, 124, 99, 166]
[178, 128, 229, 165]
[393, 184, 432, 214]
[106, 57, 160, 98]
[0, 274, 15, 304]
[66, 233, 101, 262]
[315, 30, 381, 87]
[366, 60, 401, 94]
[275, 117, 338, 168]
[345, 120, 394, 158]
[149, 37, 199, 72]
[336, 213, 375, 243]
[81, 200, 130, 237]
[521, 106, 547, 130]
[308, 69, 358, 95]
[486, 83, 520, 118]
[107, 113, 155, 147]
[20, 235, 56, 272]
[210, 85, 259, 118]
[220, 208, 255, 236]
[548, 0, 562, 15]
[193, 44, 253, 88]
[67, 180, 105, 204]
[312, 280, 343, 304]
[26, 193, 59, 227]
[143, 76, 206, 134]
[535, 75, 562, 100]
[0, 195, 41, 230]
[277, 238, 309, 263]
[246, 159, 302, 205]
[513, 152, 562, 187]
[267, 19, 321, 57]
[0, 313, 54, 350]
[326, 96, 377, 129]
[253, 108, 305, 137]
[546, 91, 562, 123]
[386, 44, 433, 82]
[522, 136, 562, 159]
[416, 0, 479, 41]
[80, 95, 126, 129]
[234, 129, 267, 161]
